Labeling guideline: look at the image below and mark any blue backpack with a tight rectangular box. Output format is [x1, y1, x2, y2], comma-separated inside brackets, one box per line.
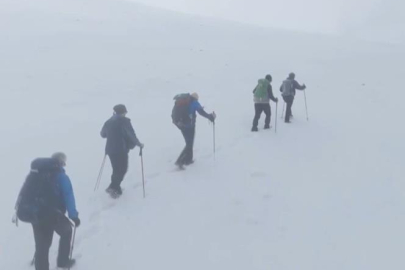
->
[16, 158, 61, 224]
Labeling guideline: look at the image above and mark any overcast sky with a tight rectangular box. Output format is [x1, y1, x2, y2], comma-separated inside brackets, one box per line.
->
[131, 0, 384, 34]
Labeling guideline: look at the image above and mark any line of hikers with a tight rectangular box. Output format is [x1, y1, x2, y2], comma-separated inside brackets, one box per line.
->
[13, 72, 305, 270]
[252, 72, 306, 131]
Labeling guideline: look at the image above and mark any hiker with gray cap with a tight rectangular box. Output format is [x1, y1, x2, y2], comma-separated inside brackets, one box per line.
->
[280, 73, 307, 123]
[100, 104, 144, 198]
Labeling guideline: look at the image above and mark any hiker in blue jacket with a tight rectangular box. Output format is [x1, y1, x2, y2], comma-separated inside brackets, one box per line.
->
[174, 93, 216, 168]
[31, 153, 80, 270]
[56, 161, 79, 221]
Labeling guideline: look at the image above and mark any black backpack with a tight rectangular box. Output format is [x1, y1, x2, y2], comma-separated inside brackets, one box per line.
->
[171, 93, 192, 127]
[16, 158, 61, 224]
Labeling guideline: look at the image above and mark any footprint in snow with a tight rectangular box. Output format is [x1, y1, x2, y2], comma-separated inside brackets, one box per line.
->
[146, 172, 160, 179]
[250, 171, 267, 178]
[132, 182, 143, 189]
[263, 194, 272, 200]
[232, 199, 243, 206]
[246, 218, 259, 225]
[74, 226, 99, 245]
[102, 200, 117, 211]
[89, 211, 100, 222]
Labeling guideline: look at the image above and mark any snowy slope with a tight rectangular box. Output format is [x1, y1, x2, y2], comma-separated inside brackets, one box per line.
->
[1, 0, 405, 269]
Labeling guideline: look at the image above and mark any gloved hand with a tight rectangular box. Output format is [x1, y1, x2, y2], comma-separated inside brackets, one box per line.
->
[12, 214, 18, 226]
[303, 84, 307, 89]
[72, 217, 81, 228]
[138, 143, 145, 149]
[275, 98, 279, 103]
[208, 112, 216, 122]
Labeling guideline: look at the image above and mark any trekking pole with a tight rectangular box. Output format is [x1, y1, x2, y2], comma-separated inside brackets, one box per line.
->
[139, 148, 145, 198]
[281, 102, 285, 119]
[304, 90, 309, 121]
[68, 222, 77, 270]
[275, 101, 278, 133]
[213, 121, 216, 158]
[94, 155, 107, 191]
[30, 254, 35, 266]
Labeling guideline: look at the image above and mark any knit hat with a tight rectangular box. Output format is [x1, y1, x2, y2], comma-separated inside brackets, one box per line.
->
[51, 152, 67, 166]
[265, 74, 272, 81]
[113, 104, 127, 115]
[191, 92, 199, 100]
[288, 72, 295, 79]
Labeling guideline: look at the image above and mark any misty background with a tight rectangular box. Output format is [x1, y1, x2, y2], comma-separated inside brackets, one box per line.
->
[131, 0, 404, 43]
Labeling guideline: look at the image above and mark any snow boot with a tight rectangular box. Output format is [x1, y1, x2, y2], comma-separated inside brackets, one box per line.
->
[106, 186, 122, 199]
[251, 126, 258, 132]
[175, 161, 185, 170]
[264, 125, 270, 129]
[184, 160, 194, 166]
[57, 258, 76, 269]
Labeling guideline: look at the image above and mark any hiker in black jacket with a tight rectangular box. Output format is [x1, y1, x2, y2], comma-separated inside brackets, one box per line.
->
[280, 73, 306, 123]
[101, 104, 144, 197]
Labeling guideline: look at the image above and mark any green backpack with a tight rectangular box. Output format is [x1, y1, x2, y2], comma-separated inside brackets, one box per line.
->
[254, 79, 269, 100]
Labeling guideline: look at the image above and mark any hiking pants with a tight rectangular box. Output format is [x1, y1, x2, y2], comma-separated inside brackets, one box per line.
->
[32, 214, 73, 270]
[252, 103, 271, 128]
[283, 95, 294, 122]
[177, 126, 196, 165]
[108, 152, 129, 189]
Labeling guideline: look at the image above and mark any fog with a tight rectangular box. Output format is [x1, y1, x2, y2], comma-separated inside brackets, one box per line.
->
[131, 0, 404, 43]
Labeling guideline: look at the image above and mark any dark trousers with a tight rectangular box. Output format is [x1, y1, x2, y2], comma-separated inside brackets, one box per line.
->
[283, 96, 294, 122]
[176, 126, 196, 165]
[252, 103, 271, 128]
[32, 214, 72, 270]
[108, 152, 129, 189]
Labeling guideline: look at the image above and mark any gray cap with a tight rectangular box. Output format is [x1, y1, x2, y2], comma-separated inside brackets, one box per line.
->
[113, 104, 127, 115]
[51, 152, 67, 166]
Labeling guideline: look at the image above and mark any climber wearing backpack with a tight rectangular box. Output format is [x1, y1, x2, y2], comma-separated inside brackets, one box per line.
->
[280, 72, 306, 123]
[172, 92, 216, 169]
[251, 74, 278, 132]
[101, 104, 144, 198]
[15, 153, 80, 270]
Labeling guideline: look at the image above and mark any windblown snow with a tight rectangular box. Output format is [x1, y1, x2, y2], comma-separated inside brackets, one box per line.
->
[1, 0, 404, 269]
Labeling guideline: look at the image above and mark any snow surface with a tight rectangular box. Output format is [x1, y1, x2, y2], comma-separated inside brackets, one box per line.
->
[1, 0, 405, 269]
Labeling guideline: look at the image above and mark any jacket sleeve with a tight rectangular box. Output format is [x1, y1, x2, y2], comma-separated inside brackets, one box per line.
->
[124, 120, 140, 149]
[280, 84, 283, 92]
[100, 122, 108, 138]
[267, 85, 277, 102]
[294, 80, 306, 90]
[60, 174, 79, 219]
[253, 86, 257, 93]
[195, 101, 211, 119]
